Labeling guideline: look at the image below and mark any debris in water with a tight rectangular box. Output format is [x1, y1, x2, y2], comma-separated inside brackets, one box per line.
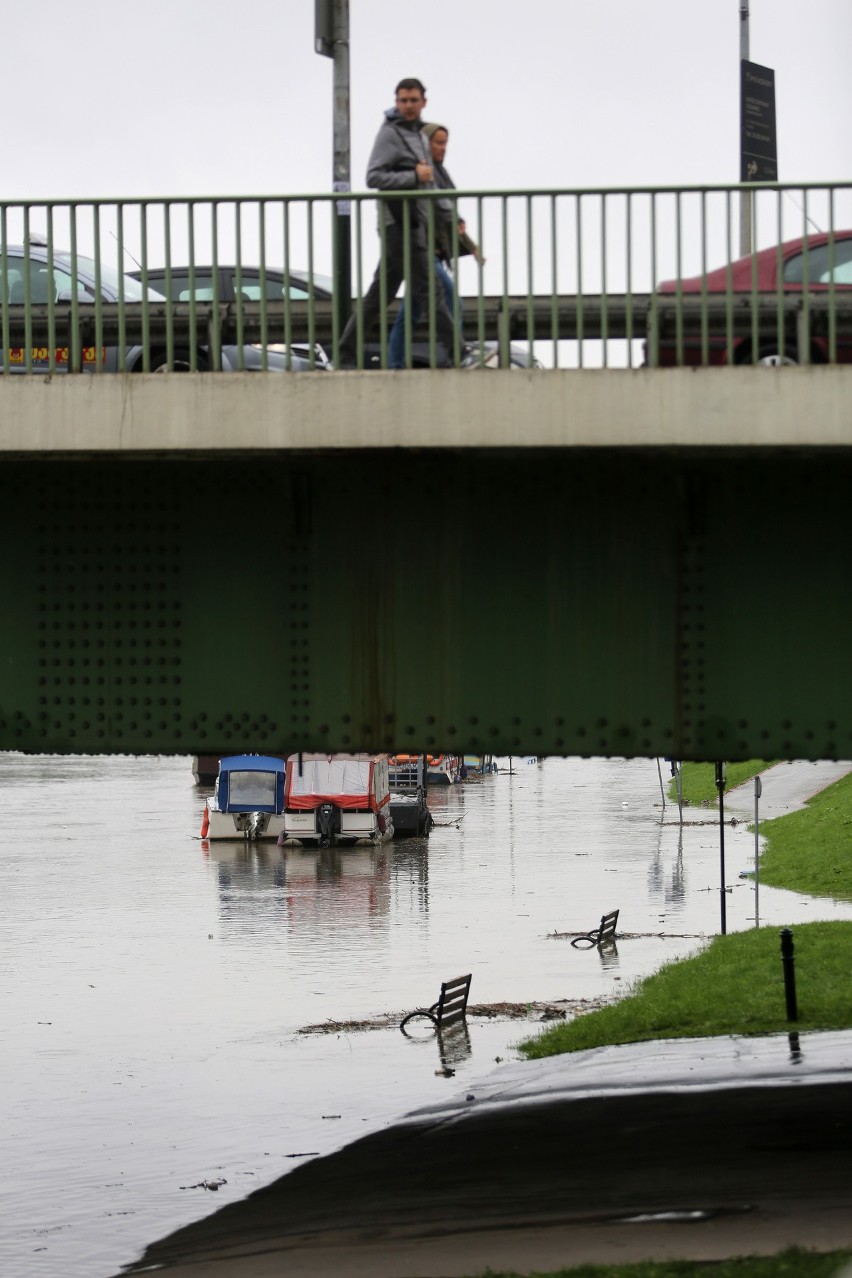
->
[298, 998, 609, 1035]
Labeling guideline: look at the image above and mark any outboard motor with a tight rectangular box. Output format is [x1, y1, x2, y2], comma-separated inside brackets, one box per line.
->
[318, 802, 337, 848]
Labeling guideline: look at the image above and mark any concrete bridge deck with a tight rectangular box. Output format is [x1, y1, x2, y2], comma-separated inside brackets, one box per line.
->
[2, 365, 851, 454]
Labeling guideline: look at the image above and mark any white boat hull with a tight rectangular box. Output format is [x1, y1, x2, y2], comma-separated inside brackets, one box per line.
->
[203, 806, 255, 841]
[274, 808, 393, 847]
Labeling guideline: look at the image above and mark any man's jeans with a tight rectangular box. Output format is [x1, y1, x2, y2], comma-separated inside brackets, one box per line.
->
[337, 222, 457, 366]
[388, 260, 461, 369]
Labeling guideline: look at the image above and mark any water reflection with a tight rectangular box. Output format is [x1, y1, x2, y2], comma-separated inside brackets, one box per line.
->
[647, 826, 686, 908]
[438, 1020, 473, 1069]
[205, 842, 407, 940]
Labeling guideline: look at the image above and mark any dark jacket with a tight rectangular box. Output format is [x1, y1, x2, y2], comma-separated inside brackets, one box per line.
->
[428, 161, 478, 263]
[366, 108, 434, 230]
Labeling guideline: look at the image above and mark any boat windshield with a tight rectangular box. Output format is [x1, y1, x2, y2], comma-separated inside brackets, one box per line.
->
[228, 770, 277, 809]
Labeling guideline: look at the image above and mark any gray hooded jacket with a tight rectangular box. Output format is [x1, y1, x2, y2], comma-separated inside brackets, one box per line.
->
[366, 108, 435, 231]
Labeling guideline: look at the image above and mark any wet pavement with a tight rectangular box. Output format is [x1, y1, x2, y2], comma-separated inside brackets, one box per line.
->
[120, 1030, 852, 1277]
[2, 754, 851, 1278]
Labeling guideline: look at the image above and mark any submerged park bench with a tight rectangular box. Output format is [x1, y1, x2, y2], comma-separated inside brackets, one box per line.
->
[570, 909, 619, 949]
[400, 974, 472, 1034]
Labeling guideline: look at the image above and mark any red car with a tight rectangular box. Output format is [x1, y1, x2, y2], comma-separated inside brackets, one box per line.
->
[652, 230, 852, 366]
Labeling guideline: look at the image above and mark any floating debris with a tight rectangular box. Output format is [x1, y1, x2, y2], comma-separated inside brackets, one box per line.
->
[549, 930, 707, 941]
[298, 997, 611, 1035]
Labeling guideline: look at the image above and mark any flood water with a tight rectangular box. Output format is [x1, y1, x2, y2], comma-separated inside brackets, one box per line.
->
[4, 752, 852, 1278]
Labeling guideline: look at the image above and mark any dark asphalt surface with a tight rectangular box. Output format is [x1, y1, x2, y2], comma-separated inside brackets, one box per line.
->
[119, 1030, 852, 1277]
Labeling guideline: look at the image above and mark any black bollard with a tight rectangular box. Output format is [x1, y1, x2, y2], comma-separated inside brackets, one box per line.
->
[780, 928, 798, 1022]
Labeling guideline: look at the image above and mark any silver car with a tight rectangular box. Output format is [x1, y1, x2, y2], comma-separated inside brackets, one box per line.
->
[1, 242, 322, 372]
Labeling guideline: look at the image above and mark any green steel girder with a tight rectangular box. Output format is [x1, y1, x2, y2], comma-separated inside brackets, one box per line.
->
[0, 449, 849, 761]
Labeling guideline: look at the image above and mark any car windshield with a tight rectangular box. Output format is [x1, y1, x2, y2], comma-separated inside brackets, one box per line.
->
[53, 253, 148, 301]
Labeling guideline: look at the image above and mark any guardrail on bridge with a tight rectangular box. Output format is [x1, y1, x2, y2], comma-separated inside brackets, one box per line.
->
[2, 181, 851, 373]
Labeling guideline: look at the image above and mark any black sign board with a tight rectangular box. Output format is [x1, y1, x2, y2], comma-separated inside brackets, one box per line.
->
[315, 0, 334, 57]
[740, 60, 778, 181]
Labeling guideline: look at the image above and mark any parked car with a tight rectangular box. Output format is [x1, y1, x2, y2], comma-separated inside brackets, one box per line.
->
[133, 264, 541, 369]
[652, 229, 852, 366]
[1, 242, 321, 372]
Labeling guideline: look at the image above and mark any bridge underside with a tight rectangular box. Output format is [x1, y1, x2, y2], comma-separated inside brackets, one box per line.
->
[0, 370, 850, 761]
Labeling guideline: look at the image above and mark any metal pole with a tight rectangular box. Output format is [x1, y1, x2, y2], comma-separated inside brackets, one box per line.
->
[676, 763, 683, 826]
[739, 0, 752, 257]
[753, 774, 762, 926]
[332, 0, 352, 337]
[716, 761, 727, 934]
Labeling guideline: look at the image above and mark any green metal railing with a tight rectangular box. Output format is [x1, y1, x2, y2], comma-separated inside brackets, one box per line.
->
[1, 181, 851, 374]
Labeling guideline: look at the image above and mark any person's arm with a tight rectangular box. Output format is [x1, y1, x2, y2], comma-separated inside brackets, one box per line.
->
[457, 220, 484, 262]
[439, 169, 483, 261]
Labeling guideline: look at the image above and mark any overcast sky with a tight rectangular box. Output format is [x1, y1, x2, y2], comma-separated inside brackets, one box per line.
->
[6, 0, 850, 199]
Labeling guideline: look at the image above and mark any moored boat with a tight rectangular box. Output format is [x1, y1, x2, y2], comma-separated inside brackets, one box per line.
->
[462, 754, 497, 777]
[200, 755, 286, 841]
[387, 755, 434, 838]
[276, 753, 394, 848]
[389, 753, 462, 786]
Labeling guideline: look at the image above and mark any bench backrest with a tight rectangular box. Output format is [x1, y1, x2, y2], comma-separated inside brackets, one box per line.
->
[598, 909, 619, 941]
[435, 973, 472, 1026]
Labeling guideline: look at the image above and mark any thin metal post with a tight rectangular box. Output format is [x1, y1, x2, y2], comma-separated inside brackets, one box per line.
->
[676, 762, 683, 826]
[780, 928, 798, 1021]
[716, 761, 727, 934]
[332, 0, 351, 343]
[739, 1, 752, 256]
[753, 774, 761, 926]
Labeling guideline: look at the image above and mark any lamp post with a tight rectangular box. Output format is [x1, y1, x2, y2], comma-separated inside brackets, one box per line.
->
[753, 774, 761, 926]
[316, 0, 352, 340]
[739, 0, 752, 257]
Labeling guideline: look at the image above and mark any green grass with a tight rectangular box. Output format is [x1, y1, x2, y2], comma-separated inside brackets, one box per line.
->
[518, 921, 852, 1058]
[757, 771, 852, 899]
[668, 761, 771, 808]
[464, 1250, 852, 1277]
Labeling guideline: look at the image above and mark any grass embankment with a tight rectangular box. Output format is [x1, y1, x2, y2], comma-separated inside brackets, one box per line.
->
[757, 770, 852, 898]
[670, 763, 852, 900]
[464, 1249, 852, 1277]
[518, 920, 852, 1058]
[521, 767, 852, 1059]
[668, 760, 771, 807]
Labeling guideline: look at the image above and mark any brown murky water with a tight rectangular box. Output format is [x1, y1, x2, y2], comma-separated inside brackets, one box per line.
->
[4, 752, 852, 1278]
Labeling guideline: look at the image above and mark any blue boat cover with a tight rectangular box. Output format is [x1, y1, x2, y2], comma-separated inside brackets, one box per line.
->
[217, 755, 286, 814]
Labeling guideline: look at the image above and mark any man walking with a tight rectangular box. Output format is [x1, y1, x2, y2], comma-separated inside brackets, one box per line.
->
[336, 79, 459, 369]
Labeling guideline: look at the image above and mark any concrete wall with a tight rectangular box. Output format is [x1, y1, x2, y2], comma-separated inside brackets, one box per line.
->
[2, 367, 852, 454]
